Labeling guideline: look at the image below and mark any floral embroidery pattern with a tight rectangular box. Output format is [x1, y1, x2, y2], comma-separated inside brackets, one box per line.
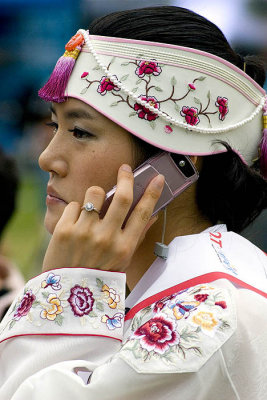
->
[80, 57, 230, 129]
[102, 284, 120, 309]
[97, 75, 121, 96]
[121, 284, 232, 366]
[40, 294, 63, 321]
[135, 60, 162, 78]
[134, 95, 160, 121]
[215, 96, 229, 121]
[41, 272, 62, 290]
[101, 312, 124, 330]
[13, 290, 36, 321]
[180, 107, 200, 126]
[68, 285, 95, 317]
[131, 314, 180, 354]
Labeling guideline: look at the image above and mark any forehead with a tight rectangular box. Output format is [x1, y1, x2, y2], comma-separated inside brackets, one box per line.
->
[51, 98, 107, 122]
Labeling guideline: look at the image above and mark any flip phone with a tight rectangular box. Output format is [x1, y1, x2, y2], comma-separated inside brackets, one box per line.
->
[100, 152, 199, 223]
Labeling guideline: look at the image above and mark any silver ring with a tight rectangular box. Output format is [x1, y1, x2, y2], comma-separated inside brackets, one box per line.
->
[81, 202, 100, 214]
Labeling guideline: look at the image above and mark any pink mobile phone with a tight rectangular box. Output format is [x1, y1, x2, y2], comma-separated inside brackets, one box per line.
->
[100, 152, 199, 224]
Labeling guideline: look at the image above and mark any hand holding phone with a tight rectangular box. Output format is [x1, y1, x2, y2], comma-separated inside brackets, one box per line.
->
[100, 152, 199, 225]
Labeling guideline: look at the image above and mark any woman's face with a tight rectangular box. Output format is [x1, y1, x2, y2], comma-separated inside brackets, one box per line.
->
[39, 98, 136, 234]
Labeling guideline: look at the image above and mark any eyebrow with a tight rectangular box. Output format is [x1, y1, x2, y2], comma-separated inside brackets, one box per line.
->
[49, 105, 94, 120]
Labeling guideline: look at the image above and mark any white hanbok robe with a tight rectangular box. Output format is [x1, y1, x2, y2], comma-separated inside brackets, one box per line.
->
[0, 225, 267, 399]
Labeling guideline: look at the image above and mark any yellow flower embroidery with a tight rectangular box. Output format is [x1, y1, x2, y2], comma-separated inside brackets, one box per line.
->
[192, 311, 218, 331]
[102, 284, 120, 309]
[40, 294, 63, 321]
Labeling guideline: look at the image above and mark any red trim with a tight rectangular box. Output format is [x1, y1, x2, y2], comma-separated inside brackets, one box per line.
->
[0, 332, 122, 345]
[125, 272, 267, 321]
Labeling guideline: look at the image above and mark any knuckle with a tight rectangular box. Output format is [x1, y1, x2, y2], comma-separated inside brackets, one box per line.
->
[116, 192, 133, 208]
[55, 226, 72, 241]
[136, 206, 151, 223]
[87, 186, 105, 198]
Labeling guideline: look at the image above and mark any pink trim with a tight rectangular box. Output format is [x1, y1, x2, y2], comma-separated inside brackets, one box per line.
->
[67, 94, 248, 164]
[124, 271, 267, 321]
[90, 35, 266, 95]
[0, 332, 122, 345]
[89, 50, 259, 105]
[32, 267, 125, 280]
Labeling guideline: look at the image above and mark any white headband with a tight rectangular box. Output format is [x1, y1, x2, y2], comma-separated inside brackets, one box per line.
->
[39, 30, 267, 170]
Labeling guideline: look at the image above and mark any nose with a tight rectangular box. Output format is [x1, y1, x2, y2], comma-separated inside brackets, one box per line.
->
[38, 133, 68, 177]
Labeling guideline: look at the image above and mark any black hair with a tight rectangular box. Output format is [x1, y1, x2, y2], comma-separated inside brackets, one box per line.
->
[0, 147, 19, 238]
[89, 6, 267, 232]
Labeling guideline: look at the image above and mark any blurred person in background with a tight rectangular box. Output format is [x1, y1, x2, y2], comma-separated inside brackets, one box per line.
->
[0, 6, 267, 399]
[0, 147, 24, 321]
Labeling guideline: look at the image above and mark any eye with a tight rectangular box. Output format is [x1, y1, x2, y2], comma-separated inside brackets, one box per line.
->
[69, 127, 95, 139]
[45, 121, 58, 135]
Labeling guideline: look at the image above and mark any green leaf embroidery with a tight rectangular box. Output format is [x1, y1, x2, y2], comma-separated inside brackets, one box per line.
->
[149, 121, 156, 130]
[129, 112, 137, 117]
[93, 65, 101, 71]
[207, 90, 211, 99]
[96, 278, 104, 289]
[89, 311, 98, 318]
[121, 62, 130, 66]
[9, 320, 16, 330]
[154, 86, 163, 92]
[121, 74, 129, 81]
[96, 302, 104, 312]
[194, 97, 201, 104]
[197, 76, 206, 81]
[42, 292, 49, 299]
[136, 78, 142, 85]
[80, 87, 88, 95]
[175, 103, 180, 112]
[171, 76, 177, 86]
[110, 102, 119, 107]
[32, 300, 40, 308]
[110, 56, 116, 64]
[132, 87, 138, 93]
[55, 314, 63, 326]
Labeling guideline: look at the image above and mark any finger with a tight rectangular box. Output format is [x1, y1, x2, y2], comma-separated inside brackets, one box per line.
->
[79, 186, 106, 223]
[136, 214, 159, 249]
[104, 164, 134, 227]
[125, 174, 164, 239]
[55, 201, 81, 229]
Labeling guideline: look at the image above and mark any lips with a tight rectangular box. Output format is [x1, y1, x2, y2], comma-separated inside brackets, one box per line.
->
[47, 186, 67, 204]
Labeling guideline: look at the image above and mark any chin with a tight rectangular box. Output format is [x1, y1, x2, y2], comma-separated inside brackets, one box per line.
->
[44, 210, 61, 234]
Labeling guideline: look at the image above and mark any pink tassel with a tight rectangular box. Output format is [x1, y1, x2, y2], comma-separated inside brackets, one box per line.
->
[38, 33, 85, 103]
[38, 48, 81, 103]
[260, 98, 267, 179]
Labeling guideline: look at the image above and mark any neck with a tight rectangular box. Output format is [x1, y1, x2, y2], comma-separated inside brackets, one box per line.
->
[125, 184, 211, 291]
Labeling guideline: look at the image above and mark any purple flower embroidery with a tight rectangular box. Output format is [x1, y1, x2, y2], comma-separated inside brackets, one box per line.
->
[13, 290, 36, 320]
[164, 125, 173, 134]
[135, 60, 162, 78]
[132, 314, 180, 354]
[68, 285, 94, 317]
[180, 106, 200, 126]
[134, 95, 160, 121]
[215, 97, 229, 121]
[97, 75, 120, 95]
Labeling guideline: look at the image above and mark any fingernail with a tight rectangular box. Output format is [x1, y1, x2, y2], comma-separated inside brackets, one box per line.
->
[121, 164, 132, 172]
[152, 174, 165, 189]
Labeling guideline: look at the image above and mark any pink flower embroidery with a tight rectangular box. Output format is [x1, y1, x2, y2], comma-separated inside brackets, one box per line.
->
[194, 294, 209, 302]
[164, 125, 173, 134]
[188, 83, 196, 90]
[180, 106, 200, 126]
[215, 97, 229, 121]
[134, 95, 160, 121]
[132, 314, 179, 354]
[81, 72, 89, 79]
[97, 75, 120, 96]
[68, 285, 94, 317]
[135, 60, 162, 78]
[13, 290, 36, 320]
[215, 301, 227, 309]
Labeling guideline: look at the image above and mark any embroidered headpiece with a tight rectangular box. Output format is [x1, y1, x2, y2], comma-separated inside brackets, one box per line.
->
[39, 29, 267, 175]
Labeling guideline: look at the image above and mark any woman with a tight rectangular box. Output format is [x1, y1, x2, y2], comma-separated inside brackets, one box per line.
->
[0, 6, 267, 399]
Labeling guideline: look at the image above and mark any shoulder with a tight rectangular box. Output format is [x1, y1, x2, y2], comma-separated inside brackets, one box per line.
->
[120, 282, 236, 373]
